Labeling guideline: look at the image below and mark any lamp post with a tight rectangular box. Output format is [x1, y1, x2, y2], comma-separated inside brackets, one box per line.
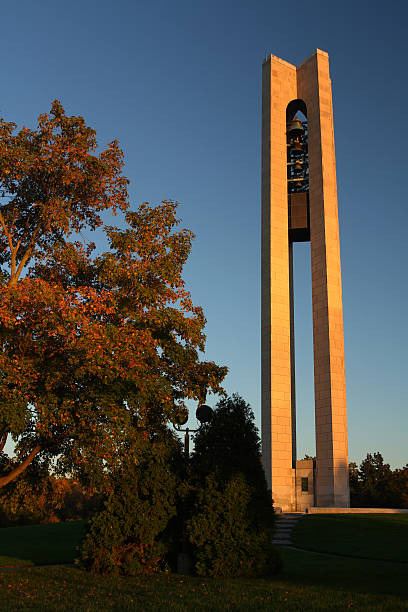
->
[173, 403, 213, 574]
[173, 404, 213, 457]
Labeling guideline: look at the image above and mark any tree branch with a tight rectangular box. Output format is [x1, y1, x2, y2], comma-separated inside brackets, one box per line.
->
[0, 444, 41, 487]
[0, 210, 20, 285]
[0, 210, 14, 252]
[10, 248, 16, 283]
[15, 224, 43, 281]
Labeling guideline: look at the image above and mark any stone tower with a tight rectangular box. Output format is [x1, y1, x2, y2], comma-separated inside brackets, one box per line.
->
[261, 49, 350, 511]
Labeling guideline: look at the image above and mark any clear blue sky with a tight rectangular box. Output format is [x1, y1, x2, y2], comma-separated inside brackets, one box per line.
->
[1, 0, 406, 467]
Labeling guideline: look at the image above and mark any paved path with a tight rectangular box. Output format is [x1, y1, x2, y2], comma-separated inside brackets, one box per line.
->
[272, 512, 304, 547]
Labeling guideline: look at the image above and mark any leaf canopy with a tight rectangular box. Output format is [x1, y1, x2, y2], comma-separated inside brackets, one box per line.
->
[0, 102, 227, 486]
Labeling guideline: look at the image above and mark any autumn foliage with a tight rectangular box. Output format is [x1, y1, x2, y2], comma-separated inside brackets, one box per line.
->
[0, 101, 227, 487]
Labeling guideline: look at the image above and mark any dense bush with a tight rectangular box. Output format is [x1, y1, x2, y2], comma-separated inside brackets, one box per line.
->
[187, 473, 281, 577]
[186, 395, 280, 578]
[77, 434, 181, 575]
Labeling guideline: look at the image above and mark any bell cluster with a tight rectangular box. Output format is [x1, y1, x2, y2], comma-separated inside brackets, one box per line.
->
[287, 117, 309, 193]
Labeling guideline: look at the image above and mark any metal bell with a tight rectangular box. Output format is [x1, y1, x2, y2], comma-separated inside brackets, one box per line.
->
[287, 118, 304, 135]
[291, 140, 304, 153]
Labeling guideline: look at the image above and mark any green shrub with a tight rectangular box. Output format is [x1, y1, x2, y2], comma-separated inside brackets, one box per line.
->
[187, 473, 281, 578]
[77, 436, 180, 575]
[190, 395, 274, 523]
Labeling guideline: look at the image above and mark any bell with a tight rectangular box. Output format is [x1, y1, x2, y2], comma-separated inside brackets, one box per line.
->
[291, 140, 303, 153]
[294, 160, 303, 171]
[287, 118, 304, 135]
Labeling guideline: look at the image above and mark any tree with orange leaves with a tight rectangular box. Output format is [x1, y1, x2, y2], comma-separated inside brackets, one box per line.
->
[0, 101, 227, 487]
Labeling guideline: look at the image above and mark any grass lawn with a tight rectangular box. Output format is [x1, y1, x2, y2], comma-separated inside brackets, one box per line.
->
[0, 518, 406, 610]
[0, 553, 406, 611]
[0, 520, 86, 566]
[292, 513, 408, 562]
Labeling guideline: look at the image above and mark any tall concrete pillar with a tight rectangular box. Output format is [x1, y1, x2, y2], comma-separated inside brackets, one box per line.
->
[261, 50, 350, 510]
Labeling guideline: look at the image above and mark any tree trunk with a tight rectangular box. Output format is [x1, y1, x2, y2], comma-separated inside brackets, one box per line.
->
[0, 433, 7, 453]
[0, 445, 41, 487]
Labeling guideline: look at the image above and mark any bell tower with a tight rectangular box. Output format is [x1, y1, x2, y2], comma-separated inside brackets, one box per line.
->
[261, 50, 350, 511]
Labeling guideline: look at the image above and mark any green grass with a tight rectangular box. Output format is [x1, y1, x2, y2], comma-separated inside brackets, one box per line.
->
[0, 519, 406, 610]
[292, 514, 408, 562]
[281, 547, 408, 598]
[0, 555, 406, 611]
[0, 520, 86, 566]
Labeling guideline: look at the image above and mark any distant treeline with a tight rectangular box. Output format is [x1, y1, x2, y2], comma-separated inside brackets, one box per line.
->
[349, 452, 408, 509]
[1, 449, 407, 526]
[0, 454, 101, 526]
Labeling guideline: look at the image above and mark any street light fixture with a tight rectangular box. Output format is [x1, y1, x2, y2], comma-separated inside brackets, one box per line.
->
[173, 403, 214, 575]
[174, 404, 213, 456]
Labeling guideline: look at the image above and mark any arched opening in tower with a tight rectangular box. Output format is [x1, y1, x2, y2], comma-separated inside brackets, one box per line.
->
[286, 100, 316, 467]
[286, 102, 309, 243]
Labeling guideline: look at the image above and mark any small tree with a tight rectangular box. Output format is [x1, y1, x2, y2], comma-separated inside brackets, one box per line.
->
[187, 395, 279, 577]
[191, 394, 271, 510]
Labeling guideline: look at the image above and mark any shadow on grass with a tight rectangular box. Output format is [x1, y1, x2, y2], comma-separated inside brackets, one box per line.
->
[292, 514, 408, 563]
[280, 547, 408, 599]
[0, 520, 86, 566]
